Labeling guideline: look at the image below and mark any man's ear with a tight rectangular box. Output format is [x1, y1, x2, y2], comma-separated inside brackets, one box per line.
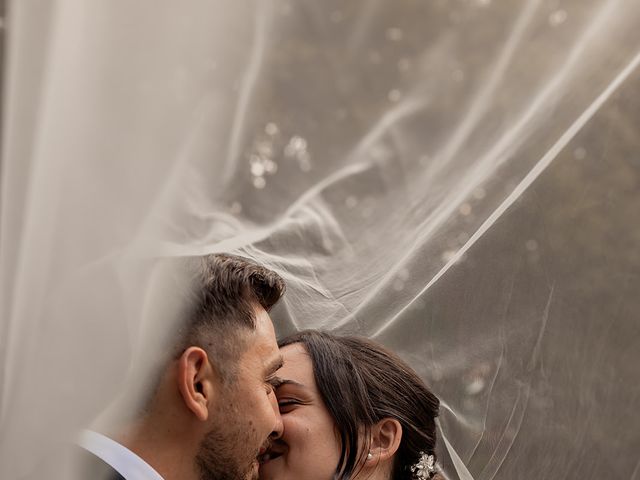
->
[366, 418, 403, 465]
[177, 347, 217, 422]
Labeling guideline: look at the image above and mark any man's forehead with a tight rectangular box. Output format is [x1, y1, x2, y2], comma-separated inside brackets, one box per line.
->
[253, 305, 275, 332]
[256, 337, 283, 372]
[241, 305, 281, 368]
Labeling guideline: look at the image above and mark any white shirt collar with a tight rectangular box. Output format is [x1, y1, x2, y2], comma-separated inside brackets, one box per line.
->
[78, 430, 165, 480]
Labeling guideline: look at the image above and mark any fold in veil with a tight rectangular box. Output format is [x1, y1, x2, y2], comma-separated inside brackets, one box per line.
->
[1, 1, 639, 479]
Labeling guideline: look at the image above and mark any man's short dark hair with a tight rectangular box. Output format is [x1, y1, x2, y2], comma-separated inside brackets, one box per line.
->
[175, 253, 285, 382]
[121, 254, 284, 415]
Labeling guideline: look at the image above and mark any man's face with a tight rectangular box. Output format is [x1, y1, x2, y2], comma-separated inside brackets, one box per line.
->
[196, 306, 284, 480]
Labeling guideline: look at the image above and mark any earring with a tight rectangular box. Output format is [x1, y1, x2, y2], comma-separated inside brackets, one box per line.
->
[367, 452, 373, 460]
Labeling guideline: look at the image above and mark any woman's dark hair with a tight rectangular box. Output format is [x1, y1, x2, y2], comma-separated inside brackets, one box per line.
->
[279, 330, 440, 480]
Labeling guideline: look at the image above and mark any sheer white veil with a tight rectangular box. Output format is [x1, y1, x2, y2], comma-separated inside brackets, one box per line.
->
[2, 1, 640, 479]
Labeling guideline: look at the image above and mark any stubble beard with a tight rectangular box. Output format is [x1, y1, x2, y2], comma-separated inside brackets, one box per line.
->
[196, 425, 259, 480]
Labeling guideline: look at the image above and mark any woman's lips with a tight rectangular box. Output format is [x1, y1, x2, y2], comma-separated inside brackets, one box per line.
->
[259, 451, 283, 464]
[259, 446, 285, 465]
[259, 439, 287, 465]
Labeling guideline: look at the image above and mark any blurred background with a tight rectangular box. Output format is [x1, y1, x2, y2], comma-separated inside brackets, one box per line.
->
[1, 1, 639, 479]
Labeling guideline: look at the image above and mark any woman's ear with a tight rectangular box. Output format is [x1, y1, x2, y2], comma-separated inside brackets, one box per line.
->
[177, 346, 217, 422]
[366, 417, 403, 465]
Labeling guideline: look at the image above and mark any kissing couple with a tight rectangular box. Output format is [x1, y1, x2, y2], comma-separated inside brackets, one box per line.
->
[75, 254, 441, 480]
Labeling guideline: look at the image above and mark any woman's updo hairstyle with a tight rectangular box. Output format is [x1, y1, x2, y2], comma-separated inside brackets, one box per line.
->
[279, 330, 441, 480]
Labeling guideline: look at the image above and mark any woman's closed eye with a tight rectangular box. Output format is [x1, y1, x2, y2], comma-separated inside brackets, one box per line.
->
[277, 398, 303, 413]
[274, 379, 310, 411]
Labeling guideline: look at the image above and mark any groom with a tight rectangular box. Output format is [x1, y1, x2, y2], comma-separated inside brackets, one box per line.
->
[76, 254, 286, 480]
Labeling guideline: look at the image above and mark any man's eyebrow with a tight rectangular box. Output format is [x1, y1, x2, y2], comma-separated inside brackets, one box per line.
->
[275, 378, 305, 389]
[265, 355, 284, 376]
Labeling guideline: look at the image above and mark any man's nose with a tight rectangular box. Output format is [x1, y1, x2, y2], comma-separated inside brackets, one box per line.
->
[269, 390, 284, 439]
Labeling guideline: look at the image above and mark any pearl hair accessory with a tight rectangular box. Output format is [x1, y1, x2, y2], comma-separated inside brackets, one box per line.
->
[410, 452, 436, 479]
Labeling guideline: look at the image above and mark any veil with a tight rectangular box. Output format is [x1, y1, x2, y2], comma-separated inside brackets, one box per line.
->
[2, 1, 640, 479]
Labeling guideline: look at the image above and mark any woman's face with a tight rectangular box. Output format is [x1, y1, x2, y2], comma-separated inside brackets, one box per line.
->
[258, 343, 342, 480]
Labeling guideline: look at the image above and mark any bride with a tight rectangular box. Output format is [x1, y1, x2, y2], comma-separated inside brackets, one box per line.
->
[259, 330, 442, 480]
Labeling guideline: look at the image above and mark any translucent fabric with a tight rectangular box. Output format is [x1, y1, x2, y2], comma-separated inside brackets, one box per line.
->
[1, 1, 639, 479]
